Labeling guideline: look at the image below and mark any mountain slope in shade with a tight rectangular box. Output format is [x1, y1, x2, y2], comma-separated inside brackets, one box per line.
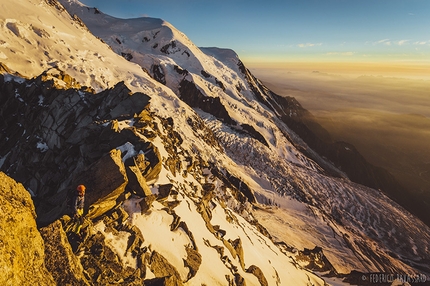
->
[0, 0, 429, 285]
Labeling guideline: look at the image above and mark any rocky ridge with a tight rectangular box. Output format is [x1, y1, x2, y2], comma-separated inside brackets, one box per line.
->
[0, 0, 429, 285]
[0, 72, 327, 285]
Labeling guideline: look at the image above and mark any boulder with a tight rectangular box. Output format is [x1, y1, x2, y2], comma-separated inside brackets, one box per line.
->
[39, 220, 90, 286]
[0, 172, 55, 286]
[246, 265, 268, 286]
[76, 149, 128, 219]
[139, 194, 157, 214]
[145, 276, 178, 286]
[157, 184, 174, 201]
[126, 164, 153, 197]
[149, 251, 183, 286]
[183, 246, 202, 281]
[141, 146, 162, 182]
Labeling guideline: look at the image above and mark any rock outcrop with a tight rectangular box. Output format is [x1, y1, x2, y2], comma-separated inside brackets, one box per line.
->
[0, 172, 55, 286]
[76, 149, 128, 220]
[0, 73, 154, 225]
[39, 220, 90, 286]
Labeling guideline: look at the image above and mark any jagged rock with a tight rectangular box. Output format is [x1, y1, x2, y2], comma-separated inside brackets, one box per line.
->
[126, 164, 153, 197]
[169, 211, 181, 231]
[129, 153, 150, 173]
[215, 77, 225, 91]
[39, 220, 90, 286]
[230, 238, 245, 270]
[151, 64, 166, 85]
[200, 70, 211, 78]
[121, 52, 133, 61]
[101, 206, 130, 231]
[296, 246, 337, 274]
[160, 40, 180, 54]
[0, 172, 55, 286]
[40, 67, 83, 90]
[222, 238, 245, 271]
[106, 89, 150, 120]
[141, 144, 162, 182]
[157, 183, 174, 200]
[234, 273, 246, 286]
[139, 194, 157, 214]
[149, 251, 183, 286]
[246, 265, 268, 286]
[186, 115, 223, 151]
[173, 65, 188, 75]
[202, 182, 215, 193]
[178, 221, 198, 250]
[183, 245, 202, 281]
[79, 230, 143, 285]
[211, 167, 256, 203]
[76, 149, 128, 219]
[145, 276, 178, 286]
[237, 123, 269, 147]
[179, 78, 234, 125]
[0, 74, 152, 224]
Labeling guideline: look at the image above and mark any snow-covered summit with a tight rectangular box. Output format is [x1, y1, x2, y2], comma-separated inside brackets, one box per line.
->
[1, 0, 429, 285]
[58, 0, 318, 172]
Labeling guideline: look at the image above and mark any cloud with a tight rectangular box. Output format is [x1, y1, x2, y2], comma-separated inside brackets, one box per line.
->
[376, 39, 390, 45]
[413, 41, 428, 45]
[373, 39, 393, 46]
[325, 52, 355, 56]
[297, 43, 322, 48]
[408, 12, 415, 16]
[374, 39, 412, 46]
[342, 52, 355, 56]
[397, 40, 409, 46]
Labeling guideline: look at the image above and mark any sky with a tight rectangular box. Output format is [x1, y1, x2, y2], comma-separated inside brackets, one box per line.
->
[78, 0, 430, 65]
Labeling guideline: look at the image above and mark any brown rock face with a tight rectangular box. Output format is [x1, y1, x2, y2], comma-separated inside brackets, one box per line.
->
[39, 220, 90, 286]
[0, 172, 55, 286]
[148, 251, 184, 286]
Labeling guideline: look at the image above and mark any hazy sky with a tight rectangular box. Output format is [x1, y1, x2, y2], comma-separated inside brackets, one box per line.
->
[78, 0, 430, 64]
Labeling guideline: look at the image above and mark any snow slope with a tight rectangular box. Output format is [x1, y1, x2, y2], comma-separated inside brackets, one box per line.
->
[59, 0, 333, 183]
[62, 0, 430, 279]
[0, 0, 326, 285]
[1, 0, 430, 285]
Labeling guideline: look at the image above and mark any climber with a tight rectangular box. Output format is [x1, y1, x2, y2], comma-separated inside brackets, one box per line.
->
[72, 184, 86, 237]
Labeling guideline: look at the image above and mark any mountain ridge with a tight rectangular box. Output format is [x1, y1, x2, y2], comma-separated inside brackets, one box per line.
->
[0, 0, 429, 285]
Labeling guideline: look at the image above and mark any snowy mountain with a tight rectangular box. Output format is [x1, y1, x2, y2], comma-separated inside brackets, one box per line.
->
[1, 0, 429, 285]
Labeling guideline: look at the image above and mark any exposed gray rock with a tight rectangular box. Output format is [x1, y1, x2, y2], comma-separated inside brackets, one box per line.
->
[151, 64, 166, 85]
[179, 78, 234, 125]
